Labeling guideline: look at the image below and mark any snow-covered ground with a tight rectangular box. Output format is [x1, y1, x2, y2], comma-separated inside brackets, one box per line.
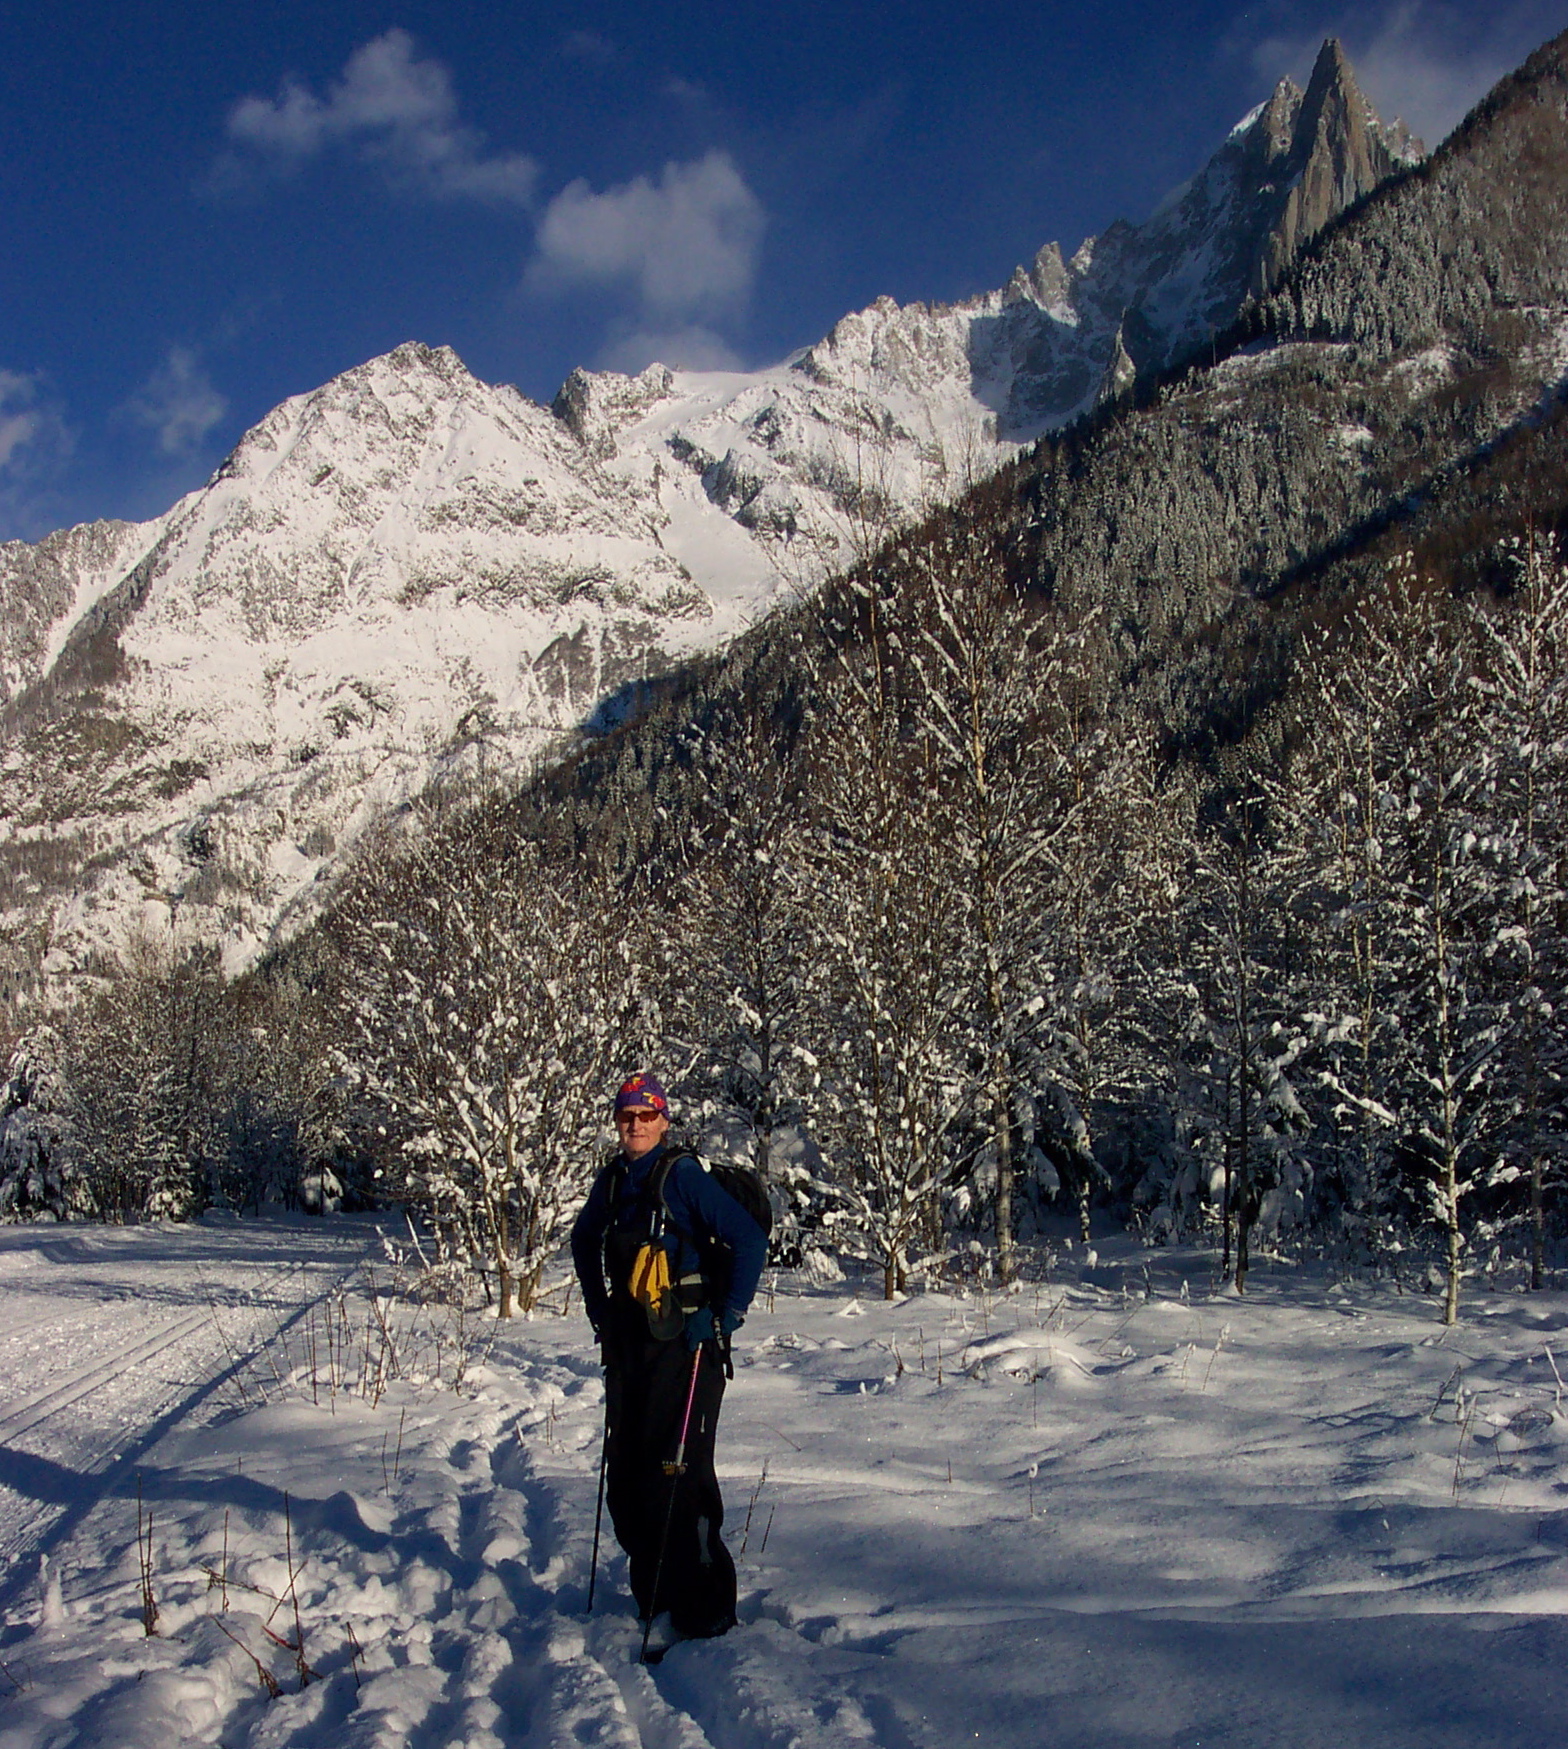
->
[2, 1217, 1567, 1748]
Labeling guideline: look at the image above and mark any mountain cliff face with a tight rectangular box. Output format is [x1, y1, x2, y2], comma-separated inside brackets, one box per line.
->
[1008, 24, 1568, 705]
[1253, 39, 1419, 294]
[974, 36, 1420, 426]
[0, 520, 153, 703]
[530, 25, 1568, 886]
[0, 40, 1421, 989]
[0, 342, 735, 983]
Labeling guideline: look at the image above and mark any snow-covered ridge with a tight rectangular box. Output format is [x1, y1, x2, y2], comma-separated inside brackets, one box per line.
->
[0, 40, 1418, 982]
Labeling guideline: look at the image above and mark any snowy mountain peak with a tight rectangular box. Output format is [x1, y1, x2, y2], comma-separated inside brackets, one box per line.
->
[1252, 75, 1302, 153]
[0, 39, 1424, 985]
[551, 362, 677, 460]
[1012, 243, 1073, 313]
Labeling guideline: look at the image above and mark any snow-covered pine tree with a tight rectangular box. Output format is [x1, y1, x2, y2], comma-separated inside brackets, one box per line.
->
[1284, 577, 1531, 1312]
[1284, 608, 1418, 1258]
[673, 699, 816, 1216]
[0, 1026, 85, 1221]
[904, 519, 1061, 1278]
[1094, 753, 1201, 1235]
[1179, 760, 1314, 1291]
[1029, 624, 1173, 1244]
[63, 928, 223, 1221]
[1373, 588, 1522, 1322]
[216, 966, 354, 1213]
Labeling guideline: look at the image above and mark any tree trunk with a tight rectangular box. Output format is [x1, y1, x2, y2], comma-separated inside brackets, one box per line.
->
[1235, 1067, 1251, 1297]
[495, 1197, 513, 1320]
[993, 1082, 1015, 1284]
[1220, 1062, 1234, 1282]
[514, 1257, 543, 1315]
[1440, 1081, 1462, 1328]
[1442, 1190, 1461, 1327]
[1437, 895, 1461, 1328]
[1234, 857, 1253, 1296]
[1074, 1021, 1096, 1247]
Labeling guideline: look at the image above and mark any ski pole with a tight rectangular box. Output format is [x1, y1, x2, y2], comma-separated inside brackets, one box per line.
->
[587, 1382, 611, 1613]
[639, 1345, 704, 1664]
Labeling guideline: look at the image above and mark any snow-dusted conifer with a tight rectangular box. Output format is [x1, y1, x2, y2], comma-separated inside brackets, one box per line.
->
[903, 519, 1060, 1277]
[1029, 629, 1176, 1242]
[0, 1026, 84, 1221]
[1362, 585, 1519, 1322]
[1179, 763, 1313, 1291]
[63, 928, 223, 1222]
[672, 700, 816, 1219]
[1285, 608, 1419, 1254]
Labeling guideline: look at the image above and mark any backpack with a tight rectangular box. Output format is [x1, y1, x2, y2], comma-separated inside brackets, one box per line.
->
[689, 1157, 774, 1243]
[611, 1146, 773, 1312]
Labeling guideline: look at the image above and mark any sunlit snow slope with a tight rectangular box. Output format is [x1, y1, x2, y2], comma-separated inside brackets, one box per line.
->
[0, 41, 1415, 983]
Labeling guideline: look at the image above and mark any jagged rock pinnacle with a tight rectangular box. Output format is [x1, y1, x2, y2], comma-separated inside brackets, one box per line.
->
[1255, 39, 1422, 294]
[1096, 321, 1138, 407]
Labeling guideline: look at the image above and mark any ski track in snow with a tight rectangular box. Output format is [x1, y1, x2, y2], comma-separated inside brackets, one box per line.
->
[0, 1222, 370, 1619]
[2, 1221, 1568, 1746]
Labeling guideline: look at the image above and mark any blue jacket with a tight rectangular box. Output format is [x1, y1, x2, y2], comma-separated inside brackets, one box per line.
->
[571, 1144, 767, 1335]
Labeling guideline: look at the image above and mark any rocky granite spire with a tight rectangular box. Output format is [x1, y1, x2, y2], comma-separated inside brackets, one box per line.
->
[1096, 320, 1138, 407]
[1255, 39, 1422, 294]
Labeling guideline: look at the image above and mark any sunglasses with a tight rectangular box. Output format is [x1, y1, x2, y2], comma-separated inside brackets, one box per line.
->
[615, 1108, 666, 1126]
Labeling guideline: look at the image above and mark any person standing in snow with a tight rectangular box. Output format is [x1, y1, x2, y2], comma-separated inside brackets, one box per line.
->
[571, 1073, 766, 1641]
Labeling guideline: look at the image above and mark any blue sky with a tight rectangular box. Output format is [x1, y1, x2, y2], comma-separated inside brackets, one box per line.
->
[1, 0, 1561, 540]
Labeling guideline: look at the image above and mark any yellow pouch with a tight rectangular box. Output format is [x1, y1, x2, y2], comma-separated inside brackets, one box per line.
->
[629, 1242, 684, 1340]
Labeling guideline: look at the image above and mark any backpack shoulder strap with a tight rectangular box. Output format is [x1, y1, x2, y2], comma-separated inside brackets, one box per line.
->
[611, 1151, 678, 1237]
[652, 1149, 702, 1246]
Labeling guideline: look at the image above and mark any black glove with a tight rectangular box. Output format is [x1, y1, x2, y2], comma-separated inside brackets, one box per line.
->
[684, 1307, 743, 1352]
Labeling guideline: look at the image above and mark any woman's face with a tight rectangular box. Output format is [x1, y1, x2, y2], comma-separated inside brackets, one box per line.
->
[614, 1104, 669, 1159]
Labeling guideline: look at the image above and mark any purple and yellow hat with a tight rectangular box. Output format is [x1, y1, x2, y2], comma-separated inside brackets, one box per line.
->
[614, 1073, 669, 1114]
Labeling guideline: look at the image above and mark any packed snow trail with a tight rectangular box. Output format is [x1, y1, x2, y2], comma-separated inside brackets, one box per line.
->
[0, 1218, 372, 1616]
[2, 1219, 1568, 1746]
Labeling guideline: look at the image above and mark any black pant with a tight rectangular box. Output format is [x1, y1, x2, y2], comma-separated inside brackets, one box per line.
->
[603, 1326, 737, 1636]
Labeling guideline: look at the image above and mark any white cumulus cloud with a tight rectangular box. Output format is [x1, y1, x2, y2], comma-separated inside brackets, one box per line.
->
[529, 151, 765, 319]
[0, 371, 41, 474]
[222, 28, 537, 204]
[124, 348, 228, 457]
[0, 370, 72, 542]
[597, 325, 746, 374]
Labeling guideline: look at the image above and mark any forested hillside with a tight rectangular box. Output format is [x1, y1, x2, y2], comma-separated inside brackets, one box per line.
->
[5, 31, 1568, 1329]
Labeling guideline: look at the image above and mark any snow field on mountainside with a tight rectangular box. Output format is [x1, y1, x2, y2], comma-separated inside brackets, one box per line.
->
[1, 1220, 1567, 1748]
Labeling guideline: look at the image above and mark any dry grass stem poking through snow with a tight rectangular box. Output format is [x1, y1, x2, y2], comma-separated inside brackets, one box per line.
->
[739, 1461, 770, 1555]
[1544, 1345, 1565, 1407]
[135, 1474, 158, 1636]
[212, 1617, 282, 1700]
